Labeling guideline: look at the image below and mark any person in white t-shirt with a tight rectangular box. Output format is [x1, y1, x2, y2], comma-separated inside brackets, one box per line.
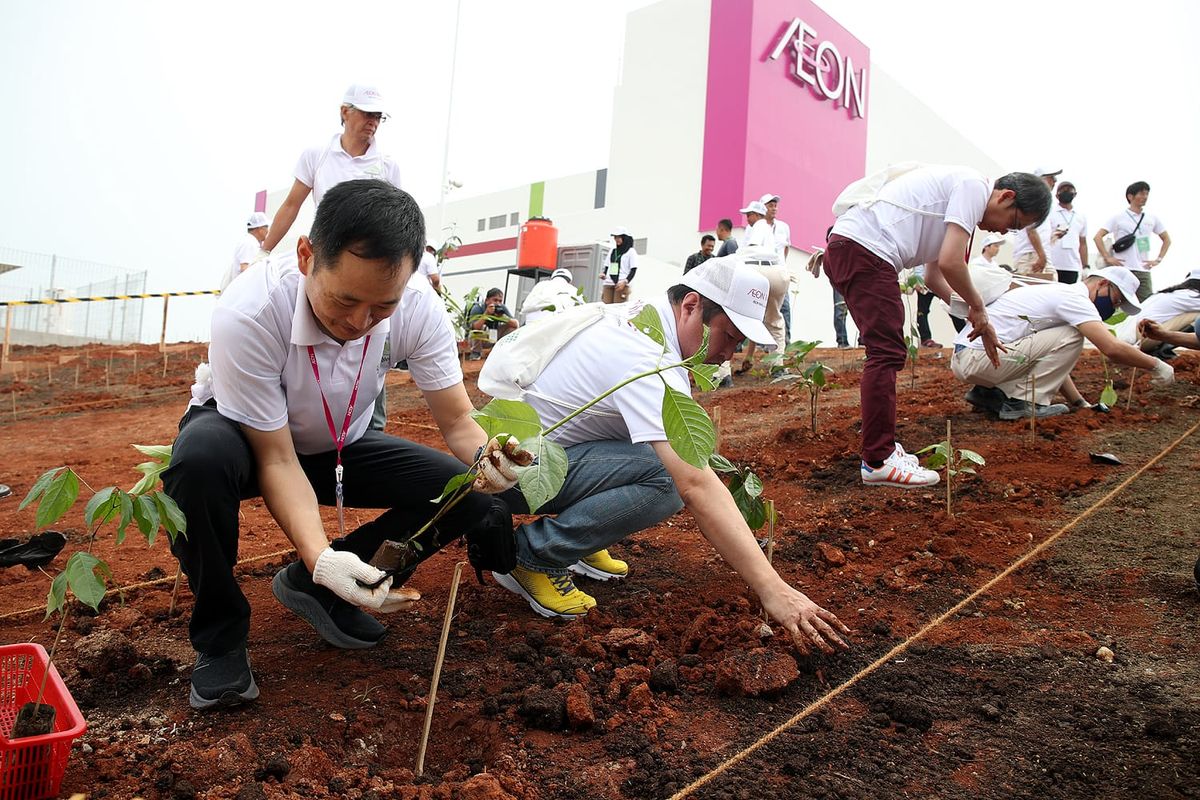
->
[481, 257, 851, 656]
[1046, 181, 1088, 284]
[762, 193, 794, 344]
[1114, 269, 1200, 350]
[521, 268, 583, 323]
[734, 200, 787, 372]
[1010, 166, 1060, 280]
[826, 165, 1050, 488]
[222, 212, 270, 291]
[602, 227, 637, 304]
[952, 266, 1172, 419]
[163, 182, 531, 710]
[1094, 180, 1172, 302]
[416, 240, 442, 294]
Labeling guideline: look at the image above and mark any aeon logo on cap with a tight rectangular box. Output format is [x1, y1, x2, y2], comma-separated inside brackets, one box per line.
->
[746, 287, 766, 305]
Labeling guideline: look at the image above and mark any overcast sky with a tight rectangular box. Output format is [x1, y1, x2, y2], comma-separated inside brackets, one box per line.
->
[0, 0, 1195, 339]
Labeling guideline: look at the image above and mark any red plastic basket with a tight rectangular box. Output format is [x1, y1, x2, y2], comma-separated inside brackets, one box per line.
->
[0, 643, 86, 800]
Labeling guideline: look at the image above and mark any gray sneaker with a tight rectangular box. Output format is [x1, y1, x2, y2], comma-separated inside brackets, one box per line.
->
[964, 385, 1006, 414]
[997, 398, 1070, 421]
[271, 561, 387, 650]
[190, 646, 259, 710]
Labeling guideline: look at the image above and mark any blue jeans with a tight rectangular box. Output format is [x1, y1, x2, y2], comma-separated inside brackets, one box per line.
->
[833, 289, 849, 347]
[502, 440, 683, 575]
[780, 293, 792, 345]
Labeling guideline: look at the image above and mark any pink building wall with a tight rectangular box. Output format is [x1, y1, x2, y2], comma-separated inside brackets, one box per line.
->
[700, 0, 869, 251]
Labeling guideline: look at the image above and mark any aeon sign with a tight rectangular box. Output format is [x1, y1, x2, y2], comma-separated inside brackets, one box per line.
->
[768, 17, 867, 120]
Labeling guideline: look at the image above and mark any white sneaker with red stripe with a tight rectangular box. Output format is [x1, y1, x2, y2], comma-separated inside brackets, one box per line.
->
[860, 444, 940, 488]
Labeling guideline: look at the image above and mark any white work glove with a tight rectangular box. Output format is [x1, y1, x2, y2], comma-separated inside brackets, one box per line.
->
[312, 547, 393, 609]
[472, 436, 536, 494]
[1149, 360, 1175, 387]
[251, 248, 271, 265]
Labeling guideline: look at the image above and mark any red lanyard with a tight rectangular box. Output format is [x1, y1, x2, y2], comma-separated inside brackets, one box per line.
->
[306, 335, 372, 537]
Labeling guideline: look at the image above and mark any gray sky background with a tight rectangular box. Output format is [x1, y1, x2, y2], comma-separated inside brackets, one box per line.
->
[0, 0, 1196, 340]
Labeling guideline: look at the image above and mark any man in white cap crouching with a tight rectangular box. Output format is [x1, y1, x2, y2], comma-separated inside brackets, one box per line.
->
[222, 212, 270, 291]
[952, 266, 1173, 419]
[482, 258, 850, 656]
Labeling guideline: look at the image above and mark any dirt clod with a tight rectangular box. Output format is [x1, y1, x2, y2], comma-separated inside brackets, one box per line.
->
[815, 542, 847, 566]
[715, 648, 800, 696]
[1096, 646, 1115, 663]
[518, 687, 565, 730]
[73, 628, 138, 677]
[565, 684, 594, 730]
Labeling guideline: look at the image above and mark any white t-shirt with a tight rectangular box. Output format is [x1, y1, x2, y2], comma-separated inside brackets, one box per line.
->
[1114, 287, 1200, 343]
[954, 282, 1100, 350]
[739, 219, 778, 259]
[195, 252, 461, 455]
[521, 276, 581, 315]
[1011, 216, 1054, 261]
[417, 251, 439, 279]
[603, 249, 637, 285]
[769, 218, 791, 259]
[520, 298, 692, 447]
[295, 134, 404, 206]
[1102, 209, 1166, 272]
[1046, 206, 1089, 272]
[222, 233, 260, 291]
[832, 165, 990, 273]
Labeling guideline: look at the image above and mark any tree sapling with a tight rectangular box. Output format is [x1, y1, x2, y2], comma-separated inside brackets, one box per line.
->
[916, 420, 985, 516]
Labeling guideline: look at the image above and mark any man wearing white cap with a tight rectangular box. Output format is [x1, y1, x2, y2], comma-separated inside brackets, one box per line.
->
[520, 268, 583, 323]
[603, 227, 637, 304]
[416, 240, 442, 294]
[735, 200, 787, 371]
[952, 266, 1172, 419]
[482, 258, 851, 656]
[1010, 167, 1061, 279]
[222, 212, 270, 291]
[971, 232, 1007, 270]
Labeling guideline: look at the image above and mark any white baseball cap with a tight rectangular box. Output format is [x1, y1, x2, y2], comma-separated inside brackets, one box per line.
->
[611, 226, 630, 237]
[678, 255, 775, 350]
[246, 212, 269, 229]
[1033, 166, 1063, 178]
[982, 232, 1006, 248]
[1093, 267, 1142, 315]
[739, 201, 768, 216]
[342, 83, 387, 113]
[759, 193, 780, 204]
[551, 268, 573, 281]
[1187, 267, 1200, 282]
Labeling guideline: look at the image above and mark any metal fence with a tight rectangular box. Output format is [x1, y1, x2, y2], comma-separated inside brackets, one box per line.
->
[0, 246, 148, 345]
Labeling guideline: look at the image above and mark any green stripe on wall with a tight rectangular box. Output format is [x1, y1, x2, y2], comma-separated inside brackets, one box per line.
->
[528, 181, 545, 218]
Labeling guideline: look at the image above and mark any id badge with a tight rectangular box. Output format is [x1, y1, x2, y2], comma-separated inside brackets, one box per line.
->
[1136, 235, 1151, 256]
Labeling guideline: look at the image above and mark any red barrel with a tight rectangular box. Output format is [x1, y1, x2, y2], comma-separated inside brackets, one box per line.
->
[517, 217, 558, 269]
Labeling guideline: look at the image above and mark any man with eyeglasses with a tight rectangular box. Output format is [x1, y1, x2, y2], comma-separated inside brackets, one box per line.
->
[951, 266, 1173, 419]
[824, 166, 1050, 488]
[1010, 166, 1061, 280]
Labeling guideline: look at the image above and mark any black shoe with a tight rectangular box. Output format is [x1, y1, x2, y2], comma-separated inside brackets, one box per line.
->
[271, 561, 387, 650]
[0, 531, 67, 569]
[964, 385, 1006, 414]
[718, 375, 734, 389]
[190, 646, 259, 710]
[997, 398, 1070, 421]
[0, 484, 11, 499]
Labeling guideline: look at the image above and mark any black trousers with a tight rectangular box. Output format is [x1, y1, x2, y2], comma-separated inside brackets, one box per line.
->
[916, 292, 936, 342]
[1057, 271, 1079, 285]
[162, 403, 491, 655]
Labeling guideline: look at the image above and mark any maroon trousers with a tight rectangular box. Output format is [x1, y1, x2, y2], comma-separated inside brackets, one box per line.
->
[823, 235, 907, 465]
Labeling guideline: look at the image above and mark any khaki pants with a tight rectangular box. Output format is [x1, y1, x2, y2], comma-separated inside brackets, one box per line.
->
[746, 262, 789, 352]
[951, 326, 1083, 406]
[601, 283, 630, 304]
[1013, 252, 1056, 281]
[1132, 270, 1154, 303]
[1141, 312, 1198, 351]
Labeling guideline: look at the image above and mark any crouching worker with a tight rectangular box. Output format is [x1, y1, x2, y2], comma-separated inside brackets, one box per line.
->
[952, 266, 1173, 418]
[164, 180, 528, 709]
[480, 257, 850, 655]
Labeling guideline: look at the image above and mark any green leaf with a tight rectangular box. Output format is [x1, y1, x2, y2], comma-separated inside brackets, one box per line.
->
[133, 494, 161, 544]
[688, 363, 719, 392]
[924, 449, 948, 470]
[743, 470, 764, 499]
[785, 340, 820, 358]
[59, 552, 111, 614]
[130, 444, 173, 494]
[730, 478, 767, 530]
[959, 449, 986, 466]
[661, 385, 715, 469]
[958, 466, 976, 475]
[114, 490, 135, 545]
[35, 468, 80, 530]
[20, 467, 64, 512]
[708, 453, 738, 474]
[629, 304, 667, 352]
[515, 436, 569, 513]
[684, 325, 710, 366]
[84, 486, 121, 530]
[151, 490, 187, 543]
[433, 471, 475, 504]
[1100, 381, 1118, 406]
[46, 571, 69, 619]
[470, 398, 544, 443]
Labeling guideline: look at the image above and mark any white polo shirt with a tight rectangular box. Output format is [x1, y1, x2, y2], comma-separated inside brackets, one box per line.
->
[222, 233, 261, 291]
[519, 298, 691, 447]
[1102, 209, 1166, 272]
[740, 219, 777, 258]
[769, 218, 791, 260]
[295, 134, 404, 205]
[833, 165, 989, 273]
[955, 282, 1100, 350]
[603, 248, 637, 285]
[195, 253, 461, 455]
[1114, 288, 1200, 343]
[417, 251, 439, 279]
[1046, 206, 1089, 272]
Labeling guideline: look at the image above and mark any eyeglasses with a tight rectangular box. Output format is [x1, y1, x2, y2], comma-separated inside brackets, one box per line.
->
[348, 105, 388, 123]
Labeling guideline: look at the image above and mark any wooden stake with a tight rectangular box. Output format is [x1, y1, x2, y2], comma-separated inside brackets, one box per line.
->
[47, 363, 52, 386]
[162, 350, 168, 378]
[11, 390, 16, 421]
[712, 406, 722, 454]
[1, 305, 12, 369]
[74, 364, 80, 388]
[132, 351, 138, 388]
[415, 561, 467, 778]
[159, 295, 170, 352]
[168, 566, 183, 615]
[1029, 368, 1037, 440]
[946, 419, 953, 517]
[106, 352, 112, 388]
[1126, 369, 1136, 410]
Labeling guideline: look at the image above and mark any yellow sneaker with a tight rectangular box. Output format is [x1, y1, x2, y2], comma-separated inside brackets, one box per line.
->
[569, 549, 629, 582]
[492, 566, 597, 619]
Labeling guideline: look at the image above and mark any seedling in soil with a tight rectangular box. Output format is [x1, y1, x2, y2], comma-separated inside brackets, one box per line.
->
[900, 272, 925, 389]
[916, 420, 985, 517]
[708, 454, 770, 531]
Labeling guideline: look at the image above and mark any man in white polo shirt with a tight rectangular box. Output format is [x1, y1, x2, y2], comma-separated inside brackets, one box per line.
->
[826, 165, 1050, 487]
[762, 193, 793, 344]
[416, 240, 442, 294]
[1046, 180, 1088, 285]
[482, 258, 850, 656]
[1094, 180, 1172, 302]
[221, 212, 270, 291]
[952, 267, 1172, 418]
[1010, 166, 1060, 280]
[735, 199, 787, 372]
[163, 181, 528, 710]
